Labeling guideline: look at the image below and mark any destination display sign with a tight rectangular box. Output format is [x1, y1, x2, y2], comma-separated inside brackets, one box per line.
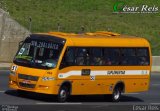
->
[30, 41, 59, 49]
[107, 71, 125, 75]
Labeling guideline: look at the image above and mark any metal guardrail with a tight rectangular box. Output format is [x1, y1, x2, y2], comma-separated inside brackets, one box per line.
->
[152, 56, 160, 72]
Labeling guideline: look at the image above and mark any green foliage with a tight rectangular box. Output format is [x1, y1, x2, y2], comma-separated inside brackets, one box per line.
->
[1, 0, 160, 55]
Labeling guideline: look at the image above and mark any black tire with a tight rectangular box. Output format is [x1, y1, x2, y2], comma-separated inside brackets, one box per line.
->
[58, 86, 69, 102]
[112, 87, 121, 102]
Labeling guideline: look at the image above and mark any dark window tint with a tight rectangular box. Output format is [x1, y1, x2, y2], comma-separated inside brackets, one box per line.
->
[137, 57, 149, 65]
[137, 48, 148, 56]
[60, 47, 150, 69]
[121, 48, 136, 56]
[104, 48, 121, 65]
[90, 48, 103, 66]
[91, 48, 102, 57]
[60, 47, 75, 68]
[65, 48, 75, 65]
[104, 48, 120, 56]
[121, 48, 137, 65]
[75, 48, 90, 65]
[137, 48, 149, 65]
[121, 56, 137, 65]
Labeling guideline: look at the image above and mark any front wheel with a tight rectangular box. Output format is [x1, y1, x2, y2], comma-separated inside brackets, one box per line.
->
[58, 86, 69, 102]
[112, 88, 121, 102]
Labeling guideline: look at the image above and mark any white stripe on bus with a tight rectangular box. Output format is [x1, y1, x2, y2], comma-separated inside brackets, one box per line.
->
[58, 70, 149, 78]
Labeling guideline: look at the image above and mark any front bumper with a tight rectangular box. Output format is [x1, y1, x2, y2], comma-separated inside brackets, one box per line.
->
[9, 75, 59, 95]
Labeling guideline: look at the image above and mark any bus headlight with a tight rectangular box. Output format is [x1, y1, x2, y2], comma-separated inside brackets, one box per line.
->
[42, 77, 55, 81]
[10, 71, 16, 76]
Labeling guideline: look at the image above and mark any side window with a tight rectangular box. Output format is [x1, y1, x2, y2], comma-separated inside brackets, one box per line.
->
[121, 48, 136, 56]
[60, 47, 75, 69]
[75, 48, 90, 65]
[137, 48, 149, 66]
[103, 47, 150, 66]
[59, 47, 150, 68]
[137, 48, 148, 56]
[65, 48, 75, 65]
[121, 48, 137, 65]
[104, 48, 121, 65]
[90, 48, 103, 66]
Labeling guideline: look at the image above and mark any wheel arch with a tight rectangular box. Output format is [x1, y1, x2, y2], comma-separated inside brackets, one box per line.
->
[113, 81, 125, 93]
[59, 81, 72, 94]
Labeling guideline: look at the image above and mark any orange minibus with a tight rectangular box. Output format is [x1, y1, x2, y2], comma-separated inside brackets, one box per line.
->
[9, 31, 152, 102]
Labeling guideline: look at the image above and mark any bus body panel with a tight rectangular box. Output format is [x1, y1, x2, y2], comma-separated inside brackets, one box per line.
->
[58, 66, 150, 95]
[9, 64, 59, 94]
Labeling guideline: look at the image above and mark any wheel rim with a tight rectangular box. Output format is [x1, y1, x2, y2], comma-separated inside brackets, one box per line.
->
[60, 89, 67, 100]
[114, 90, 120, 100]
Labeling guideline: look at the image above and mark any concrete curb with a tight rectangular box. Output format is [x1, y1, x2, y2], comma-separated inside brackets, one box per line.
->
[0, 67, 10, 70]
[0, 63, 11, 70]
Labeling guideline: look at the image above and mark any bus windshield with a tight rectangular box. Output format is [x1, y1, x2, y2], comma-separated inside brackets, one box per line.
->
[14, 36, 65, 69]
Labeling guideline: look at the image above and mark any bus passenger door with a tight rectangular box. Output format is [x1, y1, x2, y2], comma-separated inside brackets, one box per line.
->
[58, 47, 93, 95]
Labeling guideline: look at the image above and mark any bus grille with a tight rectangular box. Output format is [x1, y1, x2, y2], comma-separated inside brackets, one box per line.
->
[19, 82, 36, 88]
[18, 74, 39, 81]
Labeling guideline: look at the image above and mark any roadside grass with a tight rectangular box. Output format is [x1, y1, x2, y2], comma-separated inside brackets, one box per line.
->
[0, 0, 160, 55]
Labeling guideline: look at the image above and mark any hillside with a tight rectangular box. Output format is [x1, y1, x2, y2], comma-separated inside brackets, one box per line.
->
[0, 0, 160, 55]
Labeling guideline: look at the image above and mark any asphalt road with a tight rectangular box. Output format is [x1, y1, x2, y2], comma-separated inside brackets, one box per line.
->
[0, 70, 160, 111]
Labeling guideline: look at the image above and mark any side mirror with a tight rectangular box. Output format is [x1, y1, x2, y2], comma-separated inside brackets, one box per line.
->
[18, 41, 24, 49]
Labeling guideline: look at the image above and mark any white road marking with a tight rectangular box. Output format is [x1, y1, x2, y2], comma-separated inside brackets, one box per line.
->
[125, 93, 139, 95]
[152, 84, 160, 86]
[0, 91, 5, 93]
[150, 103, 160, 105]
[36, 102, 82, 105]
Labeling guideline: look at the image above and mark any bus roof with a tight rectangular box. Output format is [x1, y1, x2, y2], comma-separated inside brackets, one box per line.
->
[34, 31, 150, 47]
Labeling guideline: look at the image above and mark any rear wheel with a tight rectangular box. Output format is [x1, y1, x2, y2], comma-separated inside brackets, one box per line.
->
[112, 87, 121, 102]
[58, 86, 69, 102]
